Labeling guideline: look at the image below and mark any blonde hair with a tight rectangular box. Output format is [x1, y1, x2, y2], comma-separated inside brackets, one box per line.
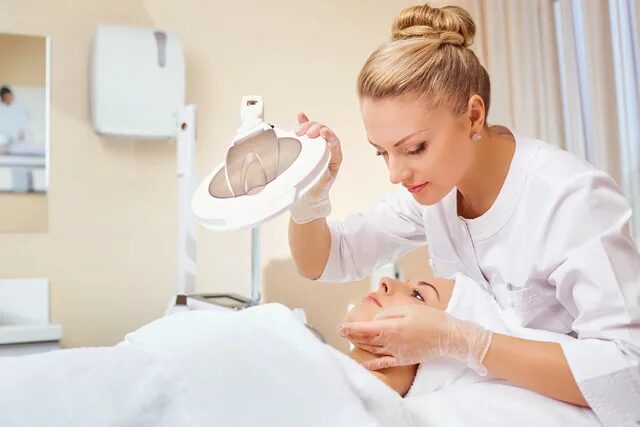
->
[357, 3, 491, 117]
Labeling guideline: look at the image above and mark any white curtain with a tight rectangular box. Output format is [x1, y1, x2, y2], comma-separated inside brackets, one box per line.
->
[430, 0, 565, 147]
[608, 0, 640, 244]
[553, 0, 640, 243]
[430, 0, 640, 244]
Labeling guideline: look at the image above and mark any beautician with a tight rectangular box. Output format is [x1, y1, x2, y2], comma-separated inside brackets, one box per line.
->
[287, 3, 640, 426]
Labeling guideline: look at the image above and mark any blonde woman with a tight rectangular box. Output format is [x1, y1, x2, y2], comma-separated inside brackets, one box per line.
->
[288, 3, 640, 425]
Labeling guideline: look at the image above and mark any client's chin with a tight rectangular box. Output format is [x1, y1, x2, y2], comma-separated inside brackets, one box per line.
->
[346, 302, 379, 323]
[347, 344, 419, 397]
[344, 305, 418, 397]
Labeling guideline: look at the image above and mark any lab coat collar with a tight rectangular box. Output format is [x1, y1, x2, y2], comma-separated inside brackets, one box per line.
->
[447, 127, 537, 241]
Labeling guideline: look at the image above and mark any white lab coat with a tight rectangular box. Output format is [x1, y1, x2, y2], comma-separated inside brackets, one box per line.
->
[0, 101, 30, 143]
[317, 131, 640, 426]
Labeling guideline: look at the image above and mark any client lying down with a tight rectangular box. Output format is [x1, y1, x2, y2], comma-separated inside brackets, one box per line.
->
[340, 272, 586, 397]
[0, 274, 599, 427]
[343, 275, 453, 396]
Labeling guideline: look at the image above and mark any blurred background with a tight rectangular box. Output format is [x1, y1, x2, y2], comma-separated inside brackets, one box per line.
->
[0, 0, 637, 353]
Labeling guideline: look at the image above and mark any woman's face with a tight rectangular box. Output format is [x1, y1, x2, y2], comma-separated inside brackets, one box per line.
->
[360, 95, 475, 205]
[347, 276, 453, 322]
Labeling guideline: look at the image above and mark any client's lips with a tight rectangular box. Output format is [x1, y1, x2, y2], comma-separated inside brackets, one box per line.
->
[364, 293, 382, 307]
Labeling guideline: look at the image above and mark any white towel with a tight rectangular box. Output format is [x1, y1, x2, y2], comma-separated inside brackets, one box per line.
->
[406, 273, 577, 397]
[402, 274, 598, 426]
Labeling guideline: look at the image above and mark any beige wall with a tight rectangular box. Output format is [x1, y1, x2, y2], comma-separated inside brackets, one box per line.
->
[0, 0, 426, 348]
[0, 194, 48, 231]
[0, 33, 45, 86]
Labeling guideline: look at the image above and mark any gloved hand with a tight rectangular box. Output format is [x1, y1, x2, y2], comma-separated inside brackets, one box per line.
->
[290, 113, 343, 224]
[338, 304, 493, 375]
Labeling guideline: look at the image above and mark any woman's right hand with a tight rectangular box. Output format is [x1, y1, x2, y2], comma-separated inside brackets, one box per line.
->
[295, 113, 343, 199]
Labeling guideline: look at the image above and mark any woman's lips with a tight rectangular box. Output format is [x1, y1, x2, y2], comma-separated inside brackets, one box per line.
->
[364, 294, 382, 307]
[405, 182, 428, 193]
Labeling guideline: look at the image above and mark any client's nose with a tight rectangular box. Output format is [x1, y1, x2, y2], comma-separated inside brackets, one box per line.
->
[378, 276, 399, 295]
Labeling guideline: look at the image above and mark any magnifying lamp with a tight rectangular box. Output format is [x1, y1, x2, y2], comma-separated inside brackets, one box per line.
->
[187, 96, 330, 308]
[191, 96, 330, 231]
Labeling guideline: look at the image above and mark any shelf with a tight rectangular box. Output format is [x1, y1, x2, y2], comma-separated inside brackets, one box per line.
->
[0, 324, 61, 345]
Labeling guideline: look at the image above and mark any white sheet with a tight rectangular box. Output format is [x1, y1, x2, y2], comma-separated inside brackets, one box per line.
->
[122, 304, 389, 427]
[0, 345, 188, 427]
[0, 303, 601, 427]
[0, 304, 389, 427]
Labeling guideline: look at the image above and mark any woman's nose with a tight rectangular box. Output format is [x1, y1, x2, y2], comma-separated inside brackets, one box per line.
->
[378, 277, 398, 295]
[388, 156, 410, 185]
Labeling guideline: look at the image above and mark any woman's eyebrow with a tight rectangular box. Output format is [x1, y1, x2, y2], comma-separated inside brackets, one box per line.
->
[367, 127, 431, 148]
[418, 280, 440, 300]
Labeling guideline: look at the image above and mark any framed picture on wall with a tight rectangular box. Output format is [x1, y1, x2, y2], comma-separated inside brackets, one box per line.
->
[0, 33, 49, 194]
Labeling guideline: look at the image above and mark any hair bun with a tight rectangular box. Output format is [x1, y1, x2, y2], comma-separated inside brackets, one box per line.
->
[391, 3, 475, 48]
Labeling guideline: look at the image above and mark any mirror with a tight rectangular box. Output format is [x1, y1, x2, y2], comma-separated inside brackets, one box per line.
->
[0, 33, 50, 232]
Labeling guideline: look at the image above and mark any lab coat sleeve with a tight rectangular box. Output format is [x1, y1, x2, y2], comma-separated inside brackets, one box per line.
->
[316, 190, 427, 283]
[543, 170, 640, 426]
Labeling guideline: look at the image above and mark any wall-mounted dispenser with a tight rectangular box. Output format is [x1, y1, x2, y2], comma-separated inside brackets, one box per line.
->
[91, 25, 185, 139]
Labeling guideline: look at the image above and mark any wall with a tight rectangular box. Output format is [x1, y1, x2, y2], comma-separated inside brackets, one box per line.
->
[0, 0, 423, 348]
[0, 0, 175, 346]
[0, 33, 45, 85]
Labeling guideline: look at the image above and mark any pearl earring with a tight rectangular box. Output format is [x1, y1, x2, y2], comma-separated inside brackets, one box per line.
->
[471, 133, 481, 142]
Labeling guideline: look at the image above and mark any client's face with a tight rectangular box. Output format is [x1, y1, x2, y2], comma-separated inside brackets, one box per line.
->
[347, 276, 454, 322]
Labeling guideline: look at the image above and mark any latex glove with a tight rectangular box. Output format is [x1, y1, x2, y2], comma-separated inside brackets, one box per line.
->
[338, 304, 493, 375]
[290, 113, 342, 224]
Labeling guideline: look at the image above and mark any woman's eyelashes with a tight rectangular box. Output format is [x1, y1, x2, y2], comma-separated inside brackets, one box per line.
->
[407, 142, 426, 156]
[374, 142, 427, 157]
[411, 288, 425, 302]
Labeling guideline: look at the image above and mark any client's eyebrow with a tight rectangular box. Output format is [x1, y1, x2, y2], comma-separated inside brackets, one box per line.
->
[417, 281, 440, 300]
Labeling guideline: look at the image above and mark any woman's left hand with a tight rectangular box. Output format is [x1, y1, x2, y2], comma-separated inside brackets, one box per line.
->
[338, 305, 493, 373]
